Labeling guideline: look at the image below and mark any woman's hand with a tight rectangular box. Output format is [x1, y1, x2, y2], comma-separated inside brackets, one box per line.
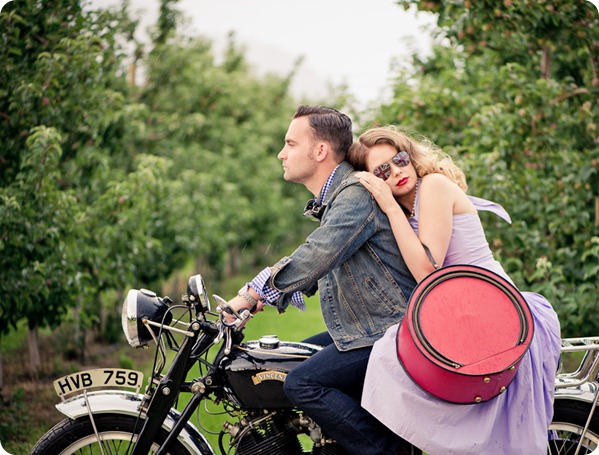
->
[356, 171, 400, 215]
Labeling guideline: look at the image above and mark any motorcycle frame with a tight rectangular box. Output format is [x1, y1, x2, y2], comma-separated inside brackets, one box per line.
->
[49, 290, 256, 455]
[130, 317, 223, 455]
[50, 307, 243, 455]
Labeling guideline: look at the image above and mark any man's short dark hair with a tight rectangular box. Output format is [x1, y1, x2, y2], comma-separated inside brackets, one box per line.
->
[293, 105, 353, 161]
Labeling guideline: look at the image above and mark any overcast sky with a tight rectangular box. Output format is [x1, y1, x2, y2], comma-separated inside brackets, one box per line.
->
[3, 1, 599, 101]
[90, 0, 437, 105]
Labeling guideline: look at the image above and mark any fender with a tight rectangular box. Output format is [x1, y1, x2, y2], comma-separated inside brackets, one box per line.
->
[56, 390, 215, 455]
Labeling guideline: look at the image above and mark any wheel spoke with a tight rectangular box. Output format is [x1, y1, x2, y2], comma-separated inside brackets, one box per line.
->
[30, 414, 190, 455]
[548, 423, 599, 454]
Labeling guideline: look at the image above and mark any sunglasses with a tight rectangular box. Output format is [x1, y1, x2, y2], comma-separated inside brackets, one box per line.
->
[372, 151, 410, 181]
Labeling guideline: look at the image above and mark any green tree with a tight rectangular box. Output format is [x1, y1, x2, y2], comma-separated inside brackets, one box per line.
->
[367, 0, 598, 335]
[0, 0, 154, 367]
[0, 127, 79, 371]
[139, 31, 306, 276]
[0, 0, 137, 184]
[0, 0, 311, 377]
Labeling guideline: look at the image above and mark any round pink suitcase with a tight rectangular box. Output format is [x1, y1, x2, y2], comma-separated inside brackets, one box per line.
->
[396, 264, 534, 404]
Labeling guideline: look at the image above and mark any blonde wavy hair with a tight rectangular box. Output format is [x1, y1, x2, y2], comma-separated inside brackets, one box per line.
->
[348, 125, 468, 191]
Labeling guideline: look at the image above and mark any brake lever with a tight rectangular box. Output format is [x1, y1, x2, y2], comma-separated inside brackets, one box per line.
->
[213, 294, 252, 353]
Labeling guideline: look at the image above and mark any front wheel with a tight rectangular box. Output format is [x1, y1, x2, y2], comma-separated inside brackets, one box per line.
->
[548, 398, 599, 454]
[30, 413, 191, 455]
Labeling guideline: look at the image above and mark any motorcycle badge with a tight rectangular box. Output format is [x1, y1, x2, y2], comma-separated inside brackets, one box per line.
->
[252, 370, 287, 385]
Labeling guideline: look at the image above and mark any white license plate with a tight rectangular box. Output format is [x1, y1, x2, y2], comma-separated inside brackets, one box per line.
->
[53, 368, 144, 398]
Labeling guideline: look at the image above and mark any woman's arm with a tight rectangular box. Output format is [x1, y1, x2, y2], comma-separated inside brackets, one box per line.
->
[357, 172, 462, 282]
[416, 174, 455, 275]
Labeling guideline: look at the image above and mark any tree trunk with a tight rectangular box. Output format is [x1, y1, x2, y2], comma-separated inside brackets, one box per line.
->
[27, 325, 41, 378]
[99, 293, 107, 335]
[128, 61, 136, 86]
[226, 245, 241, 277]
[541, 44, 551, 80]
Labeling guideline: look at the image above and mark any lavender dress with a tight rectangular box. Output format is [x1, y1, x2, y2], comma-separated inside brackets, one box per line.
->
[361, 192, 562, 454]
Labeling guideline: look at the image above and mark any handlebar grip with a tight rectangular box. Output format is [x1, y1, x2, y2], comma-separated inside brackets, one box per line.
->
[221, 305, 235, 315]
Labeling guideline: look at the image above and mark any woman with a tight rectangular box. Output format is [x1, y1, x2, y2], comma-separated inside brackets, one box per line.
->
[348, 125, 561, 454]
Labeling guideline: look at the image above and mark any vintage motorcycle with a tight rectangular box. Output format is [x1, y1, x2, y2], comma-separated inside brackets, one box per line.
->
[30, 273, 599, 454]
[31, 274, 421, 455]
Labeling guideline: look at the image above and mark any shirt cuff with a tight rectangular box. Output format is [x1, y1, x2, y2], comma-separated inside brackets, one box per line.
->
[250, 267, 306, 311]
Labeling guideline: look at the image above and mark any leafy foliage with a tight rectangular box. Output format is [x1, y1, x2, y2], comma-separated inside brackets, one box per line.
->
[138, 32, 306, 272]
[0, 0, 306, 348]
[0, 127, 79, 333]
[0, 0, 141, 336]
[368, 0, 599, 335]
[2, 0, 596, 362]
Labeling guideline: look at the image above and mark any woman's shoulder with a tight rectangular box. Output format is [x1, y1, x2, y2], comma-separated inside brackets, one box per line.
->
[420, 173, 462, 193]
[420, 173, 474, 213]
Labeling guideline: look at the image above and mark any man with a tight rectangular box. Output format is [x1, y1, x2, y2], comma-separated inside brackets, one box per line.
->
[226, 105, 417, 454]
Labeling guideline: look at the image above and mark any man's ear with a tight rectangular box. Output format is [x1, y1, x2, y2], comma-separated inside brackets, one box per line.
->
[314, 142, 330, 163]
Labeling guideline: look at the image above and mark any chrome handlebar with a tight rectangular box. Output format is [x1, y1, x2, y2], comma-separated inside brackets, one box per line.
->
[556, 336, 599, 389]
[212, 294, 252, 354]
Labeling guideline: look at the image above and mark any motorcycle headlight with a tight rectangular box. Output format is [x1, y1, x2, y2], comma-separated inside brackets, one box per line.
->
[187, 274, 211, 312]
[121, 288, 173, 348]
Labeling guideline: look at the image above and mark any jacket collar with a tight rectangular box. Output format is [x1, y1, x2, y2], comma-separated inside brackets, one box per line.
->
[303, 161, 355, 222]
[322, 161, 354, 205]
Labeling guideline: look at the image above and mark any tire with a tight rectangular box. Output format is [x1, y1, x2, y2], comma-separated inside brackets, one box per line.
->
[548, 398, 599, 454]
[30, 413, 191, 455]
[403, 443, 423, 455]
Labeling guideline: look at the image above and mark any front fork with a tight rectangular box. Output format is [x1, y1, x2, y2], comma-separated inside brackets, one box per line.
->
[132, 321, 217, 455]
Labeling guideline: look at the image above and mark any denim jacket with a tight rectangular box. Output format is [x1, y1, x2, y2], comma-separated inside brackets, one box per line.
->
[269, 161, 417, 351]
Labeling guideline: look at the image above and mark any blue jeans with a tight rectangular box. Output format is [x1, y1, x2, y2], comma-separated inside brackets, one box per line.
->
[284, 332, 405, 455]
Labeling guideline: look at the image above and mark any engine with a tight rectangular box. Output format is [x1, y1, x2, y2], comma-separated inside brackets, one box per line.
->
[220, 337, 345, 454]
[223, 411, 345, 455]
[225, 412, 302, 455]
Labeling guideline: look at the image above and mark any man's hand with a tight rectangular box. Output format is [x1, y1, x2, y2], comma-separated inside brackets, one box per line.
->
[223, 291, 265, 324]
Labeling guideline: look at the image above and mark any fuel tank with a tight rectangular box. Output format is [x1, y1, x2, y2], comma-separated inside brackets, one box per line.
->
[222, 336, 321, 409]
